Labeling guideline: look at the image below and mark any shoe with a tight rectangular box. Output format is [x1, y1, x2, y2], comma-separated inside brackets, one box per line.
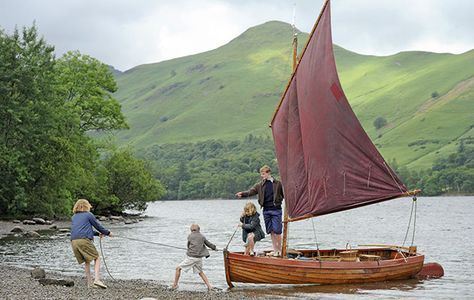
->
[93, 280, 107, 289]
[249, 251, 255, 256]
[272, 251, 281, 257]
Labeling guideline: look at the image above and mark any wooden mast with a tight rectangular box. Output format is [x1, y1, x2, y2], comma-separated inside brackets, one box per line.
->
[281, 28, 298, 258]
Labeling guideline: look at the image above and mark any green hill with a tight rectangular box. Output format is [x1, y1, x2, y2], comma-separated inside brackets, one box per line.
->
[113, 21, 474, 169]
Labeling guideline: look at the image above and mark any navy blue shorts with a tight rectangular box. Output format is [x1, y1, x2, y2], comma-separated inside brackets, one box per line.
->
[263, 209, 282, 235]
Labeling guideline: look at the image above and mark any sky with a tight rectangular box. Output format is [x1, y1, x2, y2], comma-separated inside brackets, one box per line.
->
[1, 0, 473, 71]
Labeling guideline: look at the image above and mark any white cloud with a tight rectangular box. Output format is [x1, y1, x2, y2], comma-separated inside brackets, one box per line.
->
[1, 0, 473, 70]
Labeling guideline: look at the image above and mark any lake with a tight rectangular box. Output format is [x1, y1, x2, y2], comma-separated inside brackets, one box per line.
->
[1, 196, 473, 299]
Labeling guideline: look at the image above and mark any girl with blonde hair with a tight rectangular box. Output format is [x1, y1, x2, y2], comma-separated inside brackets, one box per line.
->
[239, 202, 265, 256]
[70, 199, 112, 288]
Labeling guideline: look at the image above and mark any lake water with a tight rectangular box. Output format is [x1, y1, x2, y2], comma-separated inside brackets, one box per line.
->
[1, 197, 473, 299]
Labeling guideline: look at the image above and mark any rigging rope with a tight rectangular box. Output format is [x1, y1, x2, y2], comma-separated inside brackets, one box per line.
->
[402, 196, 418, 247]
[411, 197, 417, 246]
[310, 218, 321, 258]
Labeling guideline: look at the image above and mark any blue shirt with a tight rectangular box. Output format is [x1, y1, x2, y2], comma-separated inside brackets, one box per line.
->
[70, 212, 110, 240]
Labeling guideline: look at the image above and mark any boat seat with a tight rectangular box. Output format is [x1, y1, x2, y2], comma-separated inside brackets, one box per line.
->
[359, 254, 381, 261]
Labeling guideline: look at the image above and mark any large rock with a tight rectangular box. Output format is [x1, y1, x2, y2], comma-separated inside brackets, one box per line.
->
[110, 216, 123, 221]
[124, 219, 134, 224]
[32, 218, 46, 225]
[23, 220, 36, 225]
[31, 267, 46, 279]
[49, 225, 58, 230]
[99, 216, 108, 221]
[12, 220, 21, 223]
[25, 231, 41, 238]
[38, 278, 74, 287]
[11, 226, 25, 233]
[45, 220, 53, 225]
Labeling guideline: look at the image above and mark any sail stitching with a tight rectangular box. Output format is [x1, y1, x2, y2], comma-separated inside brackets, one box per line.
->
[367, 165, 372, 188]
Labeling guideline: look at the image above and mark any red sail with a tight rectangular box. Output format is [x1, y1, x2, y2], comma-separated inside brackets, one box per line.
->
[271, 1, 407, 221]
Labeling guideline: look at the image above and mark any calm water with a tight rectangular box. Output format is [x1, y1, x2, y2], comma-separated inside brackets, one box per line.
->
[1, 197, 473, 299]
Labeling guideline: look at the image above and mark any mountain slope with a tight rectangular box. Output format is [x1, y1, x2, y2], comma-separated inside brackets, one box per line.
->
[113, 21, 474, 169]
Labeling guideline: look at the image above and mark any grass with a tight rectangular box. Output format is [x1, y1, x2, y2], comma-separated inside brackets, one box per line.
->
[112, 21, 474, 170]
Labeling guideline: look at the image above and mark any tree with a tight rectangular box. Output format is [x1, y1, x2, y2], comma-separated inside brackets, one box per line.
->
[103, 150, 165, 213]
[55, 51, 128, 132]
[373, 117, 387, 130]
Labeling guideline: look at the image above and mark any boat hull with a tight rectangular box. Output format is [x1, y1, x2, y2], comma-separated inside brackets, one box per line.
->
[223, 248, 424, 287]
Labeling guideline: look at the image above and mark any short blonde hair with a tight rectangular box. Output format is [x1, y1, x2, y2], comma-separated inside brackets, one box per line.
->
[73, 199, 92, 213]
[190, 224, 200, 232]
[244, 202, 257, 217]
[260, 165, 271, 173]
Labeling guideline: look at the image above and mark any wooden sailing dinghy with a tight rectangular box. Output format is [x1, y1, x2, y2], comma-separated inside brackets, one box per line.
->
[223, 0, 424, 287]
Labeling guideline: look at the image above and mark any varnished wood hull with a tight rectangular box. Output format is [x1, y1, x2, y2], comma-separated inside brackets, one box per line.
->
[223, 248, 424, 287]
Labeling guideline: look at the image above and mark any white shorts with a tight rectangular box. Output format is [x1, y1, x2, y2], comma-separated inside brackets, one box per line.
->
[178, 256, 203, 274]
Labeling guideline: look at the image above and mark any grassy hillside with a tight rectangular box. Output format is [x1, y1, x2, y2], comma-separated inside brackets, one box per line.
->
[113, 21, 474, 169]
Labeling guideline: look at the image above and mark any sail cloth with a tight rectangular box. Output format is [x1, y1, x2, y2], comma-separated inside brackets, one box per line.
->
[271, 0, 407, 221]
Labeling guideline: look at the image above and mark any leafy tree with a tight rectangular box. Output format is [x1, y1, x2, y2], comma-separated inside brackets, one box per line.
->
[431, 91, 439, 99]
[373, 117, 387, 130]
[103, 149, 165, 213]
[55, 51, 128, 132]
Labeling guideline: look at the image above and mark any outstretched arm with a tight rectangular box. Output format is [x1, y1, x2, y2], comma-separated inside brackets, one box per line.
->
[236, 183, 259, 198]
[88, 213, 110, 236]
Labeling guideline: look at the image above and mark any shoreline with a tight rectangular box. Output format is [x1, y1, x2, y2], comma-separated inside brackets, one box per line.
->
[0, 264, 257, 300]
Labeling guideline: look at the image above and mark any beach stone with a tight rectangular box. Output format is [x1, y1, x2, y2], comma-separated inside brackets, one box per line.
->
[25, 231, 41, 238]
[12, 220, 21, 223]
[32, 218, 46, 225]
[110, 216, 123, 221]
[124, 219, 134, 224]
[45, 220, 53, 225]
[10, 226, 25, 233]
[38, 278, 74, 287]
[31, 267, 46, 279]
[138, 219, 144, 222]
[23, 220, 36, 225]
[140, 298, 158, 300]
[99, 216, 108, 221]
[49, 225, 58, 230]
[59, 228, 70, 233]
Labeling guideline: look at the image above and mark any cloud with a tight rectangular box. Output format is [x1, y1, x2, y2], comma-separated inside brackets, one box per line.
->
[1, 0, 473, 70]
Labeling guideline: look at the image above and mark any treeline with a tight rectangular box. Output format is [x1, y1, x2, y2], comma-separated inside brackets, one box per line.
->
[0, 26, 164, 218]
[143, 134, 474, 199]
[140, 135, 278, 199]
[391, 139, 474, 195]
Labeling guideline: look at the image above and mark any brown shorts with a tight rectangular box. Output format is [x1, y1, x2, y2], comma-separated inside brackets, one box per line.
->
[71, 239, 99, 264]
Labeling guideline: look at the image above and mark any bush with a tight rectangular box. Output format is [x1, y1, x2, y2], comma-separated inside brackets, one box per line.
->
[373, 117, 387, 130]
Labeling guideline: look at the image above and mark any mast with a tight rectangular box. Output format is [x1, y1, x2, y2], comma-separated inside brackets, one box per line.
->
[281, 12, 298, 258]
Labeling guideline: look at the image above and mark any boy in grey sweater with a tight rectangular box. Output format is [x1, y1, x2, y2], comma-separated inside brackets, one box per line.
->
[172, 224, 217, 291]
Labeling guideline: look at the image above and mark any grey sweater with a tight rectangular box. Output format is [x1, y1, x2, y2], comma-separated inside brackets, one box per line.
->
[186, 232, 216, 258]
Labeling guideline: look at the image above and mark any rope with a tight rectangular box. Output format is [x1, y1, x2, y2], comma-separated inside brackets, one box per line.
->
[117, 236, 189, 251]
[402, 197, 417, 248]
[99, 237, 122, 285]
[411, 197, 417, 246]
[225, 225, 240, 250]
[383, 162, 404, 193]
[310, 218, 321, 258]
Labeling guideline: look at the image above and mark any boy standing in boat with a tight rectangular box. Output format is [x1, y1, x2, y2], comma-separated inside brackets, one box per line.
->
[172, 224, 217, 291]
[235, 165, 284, 256]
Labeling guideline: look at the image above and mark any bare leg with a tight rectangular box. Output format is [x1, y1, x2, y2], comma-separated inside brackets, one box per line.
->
[94, 256, 101, 281]
[172, 267, 181, 288]
[84, 262, 92, 286]
[271, 232, 277, 252]
[275, 234, 282, 253]
[199, 271, 212, 291]
[248, 234, 255, 254]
